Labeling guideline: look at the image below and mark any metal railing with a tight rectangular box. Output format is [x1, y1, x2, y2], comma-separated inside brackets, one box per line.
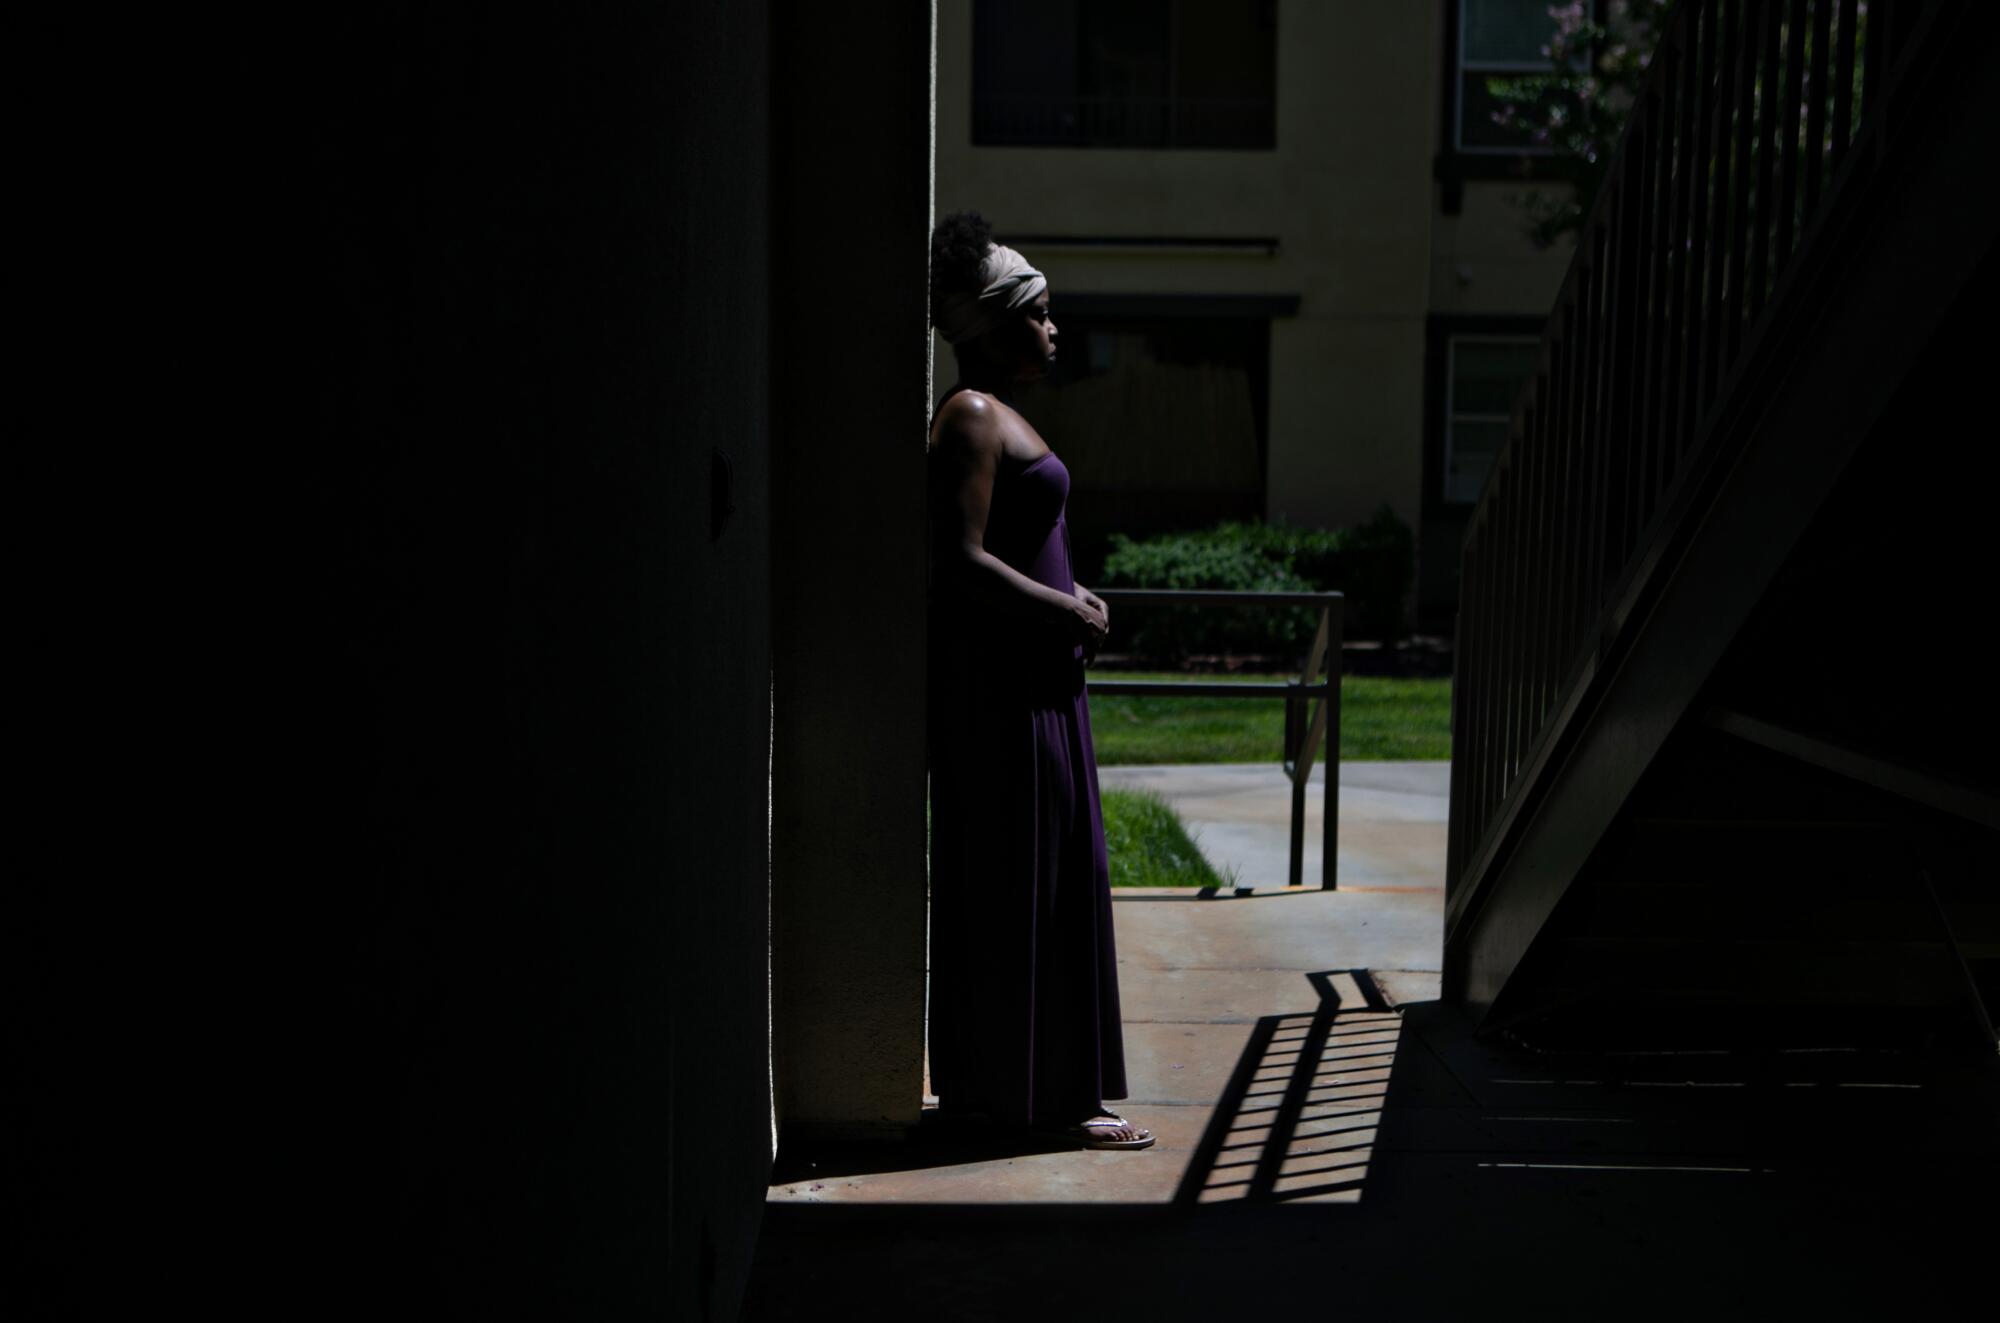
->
[1447, 0, 1953, 916]
[1086, 589, 1344, 890]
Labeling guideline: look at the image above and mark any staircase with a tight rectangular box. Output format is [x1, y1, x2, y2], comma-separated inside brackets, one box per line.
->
[1443, 0, 1999, 1055]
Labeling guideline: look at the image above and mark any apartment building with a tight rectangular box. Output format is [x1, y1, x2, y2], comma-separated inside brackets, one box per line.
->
[933, 0, 1598, 628]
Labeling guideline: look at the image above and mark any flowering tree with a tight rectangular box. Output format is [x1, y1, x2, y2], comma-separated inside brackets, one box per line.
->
[1483, 0, 1676, 250]
[1486, 0, 1874, 250]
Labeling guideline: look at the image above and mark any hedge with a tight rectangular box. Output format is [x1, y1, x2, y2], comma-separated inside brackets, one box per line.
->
[1096, 505, 1414, 660]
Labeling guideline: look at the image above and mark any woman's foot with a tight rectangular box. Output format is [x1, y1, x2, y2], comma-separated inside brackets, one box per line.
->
[1032, 1107, 1154, 1149]
[1078, 1112, 1153, 1148]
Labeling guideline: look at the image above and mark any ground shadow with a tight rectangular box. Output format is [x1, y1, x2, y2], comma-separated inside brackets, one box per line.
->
[1170, 968, 1394, 1205]
[772, 1123, 1083, 1185]
[749, 973, 2000, 1320]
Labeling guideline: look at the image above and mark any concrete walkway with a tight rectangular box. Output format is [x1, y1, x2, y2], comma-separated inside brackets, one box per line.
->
[1099, 758, 1450, 894]
[753, 759, 1999, 1318]
[769, 760, 1447, 1206]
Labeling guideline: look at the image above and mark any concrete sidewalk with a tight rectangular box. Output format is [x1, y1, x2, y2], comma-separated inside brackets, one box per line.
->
[1099, 759, 1449, 893]
[752, 759, 2000, 1318]
[769, 760, 1447, 1205]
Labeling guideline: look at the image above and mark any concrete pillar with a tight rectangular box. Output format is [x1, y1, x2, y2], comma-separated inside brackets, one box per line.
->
[770, 3, 938, 1138]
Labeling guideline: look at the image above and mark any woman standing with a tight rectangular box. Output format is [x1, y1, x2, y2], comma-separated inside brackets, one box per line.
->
[925, 211, 1152, 1150]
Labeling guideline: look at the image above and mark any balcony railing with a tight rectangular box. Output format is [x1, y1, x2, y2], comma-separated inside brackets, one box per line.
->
[1446, 0, 1955, 917]
[1088, 589, 1343, 889]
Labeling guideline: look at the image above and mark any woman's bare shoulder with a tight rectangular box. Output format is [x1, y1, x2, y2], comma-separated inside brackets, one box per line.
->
[931, 390, 1003, 461]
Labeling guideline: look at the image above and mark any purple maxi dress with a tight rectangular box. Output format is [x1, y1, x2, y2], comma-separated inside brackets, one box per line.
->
[925, 420, 1128, 1128]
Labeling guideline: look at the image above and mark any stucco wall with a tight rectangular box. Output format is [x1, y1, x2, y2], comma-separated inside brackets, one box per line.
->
[1431, 181, 1578, 317]
[934, 0, 1440, 535]
[932, 1, 1591, 641]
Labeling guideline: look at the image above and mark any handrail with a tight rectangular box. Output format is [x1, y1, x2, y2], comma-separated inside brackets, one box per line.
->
[1086, 588, 1344, 890]
[1447, 0, 1955, 927]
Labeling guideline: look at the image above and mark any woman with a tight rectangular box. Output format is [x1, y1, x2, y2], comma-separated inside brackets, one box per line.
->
[925, 210, 1152, 1151]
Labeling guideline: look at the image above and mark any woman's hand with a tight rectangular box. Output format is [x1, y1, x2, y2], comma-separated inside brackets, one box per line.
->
[1069, 585, 1109, 661]
[1059, 591, 1108, 657]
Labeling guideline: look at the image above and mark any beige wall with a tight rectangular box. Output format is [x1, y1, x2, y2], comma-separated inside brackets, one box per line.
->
[935, 0, 1576, 546]
[772, 3, 936, 1141]
[1431, 180, 1578, 317]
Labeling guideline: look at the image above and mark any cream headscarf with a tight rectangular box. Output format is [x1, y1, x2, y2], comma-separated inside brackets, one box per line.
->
[933, 242, 1047, 345]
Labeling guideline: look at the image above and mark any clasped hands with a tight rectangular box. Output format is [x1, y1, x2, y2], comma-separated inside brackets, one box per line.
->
[1066, 584, 1110, 662]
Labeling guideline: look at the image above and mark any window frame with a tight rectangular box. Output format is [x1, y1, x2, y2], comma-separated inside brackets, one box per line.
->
[1453, 0, 1595, 155]
[1423, 315, 1548, 518]
[1443, 331, 1542, 507]
[1436, 0, 1608, 212]
[1016, 290, 1296, 504]
[969, 0, 1279, 151]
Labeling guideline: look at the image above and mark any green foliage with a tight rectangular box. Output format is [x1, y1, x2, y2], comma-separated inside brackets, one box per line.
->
[1482, 0, 1676, 249]
[1484, 0, 1872, 250]
[1097, 506, 1415, 658]
[1097, 528, 1318, 659]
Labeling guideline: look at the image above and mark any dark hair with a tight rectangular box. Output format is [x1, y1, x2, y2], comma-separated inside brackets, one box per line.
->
[929, 210, 993, 328]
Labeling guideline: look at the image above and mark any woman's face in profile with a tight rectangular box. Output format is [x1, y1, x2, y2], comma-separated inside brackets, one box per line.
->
[1002, 289, 1057, 381]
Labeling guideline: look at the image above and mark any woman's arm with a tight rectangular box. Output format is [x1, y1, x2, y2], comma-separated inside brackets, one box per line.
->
[935, 397, 1106, 648]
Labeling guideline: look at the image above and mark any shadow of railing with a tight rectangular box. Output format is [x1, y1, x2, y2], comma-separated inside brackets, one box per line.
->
[1171, 969, 1398, 1206]
[750, 977, 2000, 1321]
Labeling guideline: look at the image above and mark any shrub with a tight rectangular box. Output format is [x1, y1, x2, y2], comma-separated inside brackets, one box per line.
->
[1097, 531, 1318, 659]
[1323, 505, 1417, 645]
[1098, 506, 1414, 660]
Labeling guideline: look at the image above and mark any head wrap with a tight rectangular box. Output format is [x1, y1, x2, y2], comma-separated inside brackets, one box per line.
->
[933, 242, 1047, 345]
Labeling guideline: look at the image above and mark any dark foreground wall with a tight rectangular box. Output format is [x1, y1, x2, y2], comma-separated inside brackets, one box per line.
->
[19, 5, 933, 1314]
[310, 4, 775, 1317]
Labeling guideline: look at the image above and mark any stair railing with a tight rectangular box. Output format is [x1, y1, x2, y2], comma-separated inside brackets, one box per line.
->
[1446, 0, 1956, 928]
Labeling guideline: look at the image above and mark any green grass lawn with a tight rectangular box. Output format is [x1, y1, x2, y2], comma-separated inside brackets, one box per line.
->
[1086, 672, 1451, 764]
[927, 673, 1447, 889]
[1100, 786, 1238, 888]
[925, 786, 1236, 888]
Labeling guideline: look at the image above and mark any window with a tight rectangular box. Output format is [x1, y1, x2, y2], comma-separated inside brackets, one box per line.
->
[973, 0, 1277, 149]
[1005, 297, 1282, 577]
[1017, 310, 1270, 504]
[1455, 0, 1591, 153]
[1444, 335, 1540, 504]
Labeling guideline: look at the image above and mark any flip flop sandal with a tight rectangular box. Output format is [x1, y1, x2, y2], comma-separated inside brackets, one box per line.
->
[1033, 1113, 1155, 1150]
